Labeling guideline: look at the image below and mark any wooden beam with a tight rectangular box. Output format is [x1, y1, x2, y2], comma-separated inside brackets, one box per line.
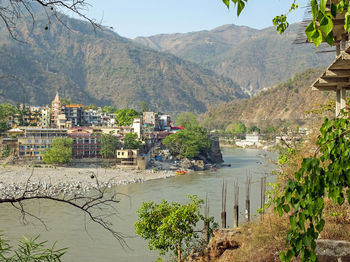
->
[318, 77, 349, 83]
[329, 60, 350, 70]
[325, 70, 350, 77]
[312, 86, 337, 91]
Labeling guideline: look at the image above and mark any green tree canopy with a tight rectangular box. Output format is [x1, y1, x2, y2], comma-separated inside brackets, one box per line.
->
[225, 122, 246, 135]
[135, 195, 216, 262]
[103, 106, 118, 114]
[100, 132, 120, 158]
[60, 98, 71, 106]
[163, 126, 211, 159]
[175, 112, 198, 128]
[42, 138, 73, 164]
[123, 132, 141, 150]
[115, 109, 140, 126]
[0, 103, 19, 121]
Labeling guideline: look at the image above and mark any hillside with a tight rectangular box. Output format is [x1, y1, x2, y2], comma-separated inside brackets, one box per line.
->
[134, 24, 334, 95]
[0, 13, 246, 113]
[202, 68, 334, 129]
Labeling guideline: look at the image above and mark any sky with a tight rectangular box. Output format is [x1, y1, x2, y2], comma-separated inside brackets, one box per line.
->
[82, 0, 309, 39]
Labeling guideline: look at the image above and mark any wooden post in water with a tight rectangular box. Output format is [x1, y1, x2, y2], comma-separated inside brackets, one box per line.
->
[204, 193, 210, 244]
[245, 175, 252, 222]
[221, 179, 227, 228]
[260, 176, 267, 221]
[233, 180, 239, 228]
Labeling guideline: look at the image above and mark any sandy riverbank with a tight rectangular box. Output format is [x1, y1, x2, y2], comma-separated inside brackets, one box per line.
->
[0, 165, 176, 198]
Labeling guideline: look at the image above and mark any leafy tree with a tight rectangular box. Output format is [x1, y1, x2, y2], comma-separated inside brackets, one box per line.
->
[138, 101, 149, 112]
[274, 114, 350, 261]
[84, 104, 100, 111]
[225, 122, 246, 136]
[100, 132, 120, 158]
[163, 126, 211, 159]
[115, 109, 140, 126]
[0, 121, 8, 133]
[0, 103, 19, 122]
[103, 106, 118, 114]
[175, 112, 198, 128]
[0, 235, 66, 262]
[42, 138, 73, 164]
[123, 132, 141, 150]
[248, 125, 260, 133]
[2, 145, 10, 158]
[135, 195, 217, 262]
[264, 126, 276, 134]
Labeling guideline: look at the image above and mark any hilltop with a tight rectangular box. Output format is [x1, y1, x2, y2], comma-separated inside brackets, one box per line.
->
[134, 24, 334, 95]
[0, 12, 246, 113]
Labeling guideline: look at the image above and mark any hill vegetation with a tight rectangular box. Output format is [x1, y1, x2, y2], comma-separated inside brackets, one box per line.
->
[202, 68, 334, 130]
[134, 24, 334, 95]
[0, 12, 246, 113]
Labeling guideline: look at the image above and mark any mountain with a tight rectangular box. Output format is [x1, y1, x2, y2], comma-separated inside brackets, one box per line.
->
[202, 68, 334, 130]
[134, 24, 334, 95]
[0, 13, 246, 113]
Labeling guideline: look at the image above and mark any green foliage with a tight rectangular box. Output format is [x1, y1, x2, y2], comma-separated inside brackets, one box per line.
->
[0, 103, 19, 122]
[248, 125, 260, 133]
[84, 104, 99, 110]
[163, 126, 211, 159]
[103, 106, 118, 114]
[115, 109, 140, 126]
[123, 132, 141, 150]
[135, 195, 217, 262]
[275, 115, 350, 261]
[264, 126, 276, 134]
[100, 132, 120, 158]
[225, 122, 246, 135]
[175, 112, 198, 128]
[0, 234, 66, 262]
[2, 145, 10, 158]
[42, 138, 73, 164]
[0, 121, 8, 133]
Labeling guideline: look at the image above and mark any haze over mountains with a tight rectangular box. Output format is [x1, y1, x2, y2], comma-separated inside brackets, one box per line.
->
[134, 24, 334, 95]
[0, 11, 245, 113]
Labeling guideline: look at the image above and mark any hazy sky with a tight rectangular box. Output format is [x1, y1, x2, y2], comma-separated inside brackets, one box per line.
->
[84, 0, 309, 39]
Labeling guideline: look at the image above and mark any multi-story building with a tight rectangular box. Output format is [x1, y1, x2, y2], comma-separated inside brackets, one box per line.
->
[68, 129, 101, 158]
[18, 128, 67, 160]
[41, 108, 51, 128]
[143, 112, 160, 129]
[82, 109, 101, 126]
[64, 104, 83, 127]
[50, 93, 62, 128]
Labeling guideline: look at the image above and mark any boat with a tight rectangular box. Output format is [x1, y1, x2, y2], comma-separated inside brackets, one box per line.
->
[176, 170, 187, 175]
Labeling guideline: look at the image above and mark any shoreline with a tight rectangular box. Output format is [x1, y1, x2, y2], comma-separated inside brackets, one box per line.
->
[0, 165, 177, 198]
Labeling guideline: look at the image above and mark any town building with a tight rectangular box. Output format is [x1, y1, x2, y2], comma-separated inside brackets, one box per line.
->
[68, 129, 101, 158]
[143, 112, 160, 129]
[82, 109, 101, 126]
[50, 92, 62, 128]
[41, 108, 51, 128]
[64, 104, 83, 126]
[116, 149, 148, 170]
[18, 128, 67, 160]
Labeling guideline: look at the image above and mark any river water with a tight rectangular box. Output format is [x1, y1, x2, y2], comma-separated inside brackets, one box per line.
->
[0, 148, 276, 262]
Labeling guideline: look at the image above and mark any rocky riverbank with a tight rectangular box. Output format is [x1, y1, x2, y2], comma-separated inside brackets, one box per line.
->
[0, 165, 176, 198]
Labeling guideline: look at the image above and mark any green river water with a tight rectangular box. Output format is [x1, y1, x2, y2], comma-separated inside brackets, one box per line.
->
[0, 148, 276, 262]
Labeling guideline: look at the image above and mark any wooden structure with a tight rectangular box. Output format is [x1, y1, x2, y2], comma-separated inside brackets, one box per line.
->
[311, 46, 350, 116]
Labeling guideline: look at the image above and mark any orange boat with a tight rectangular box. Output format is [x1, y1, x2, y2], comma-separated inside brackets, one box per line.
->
[176, 170, 187, 175]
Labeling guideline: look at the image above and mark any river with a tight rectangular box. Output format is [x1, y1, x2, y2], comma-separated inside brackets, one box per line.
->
[0, 148, 276, 262]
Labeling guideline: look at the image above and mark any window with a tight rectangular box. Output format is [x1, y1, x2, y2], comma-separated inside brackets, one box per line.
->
[118, 152, 120, 155]
[27, 140, 31, 143]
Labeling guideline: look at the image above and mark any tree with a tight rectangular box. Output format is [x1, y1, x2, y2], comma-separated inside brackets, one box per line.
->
[0, 235, 66, 262]
[163, 126, 211, 159]
[42, 137, 73, 164]
[248, 125, 260, 133]
[60, 98, 71, 106]
[223, 0, 350, 47]
[175, 112, 198, 128]
[123, 132, 141, 150]
[103, 106, 118, 114]
[100, 132, 120, 158]
[0, 0, 100, 39]
[225, 122, 246, 136]
[135, 195, 217, 262]
[115, 109, 140, 126]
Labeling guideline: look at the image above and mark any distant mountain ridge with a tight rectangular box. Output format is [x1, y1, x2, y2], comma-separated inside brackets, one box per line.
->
[0, 13, 246, 113]
[134, 24, 334, 95]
